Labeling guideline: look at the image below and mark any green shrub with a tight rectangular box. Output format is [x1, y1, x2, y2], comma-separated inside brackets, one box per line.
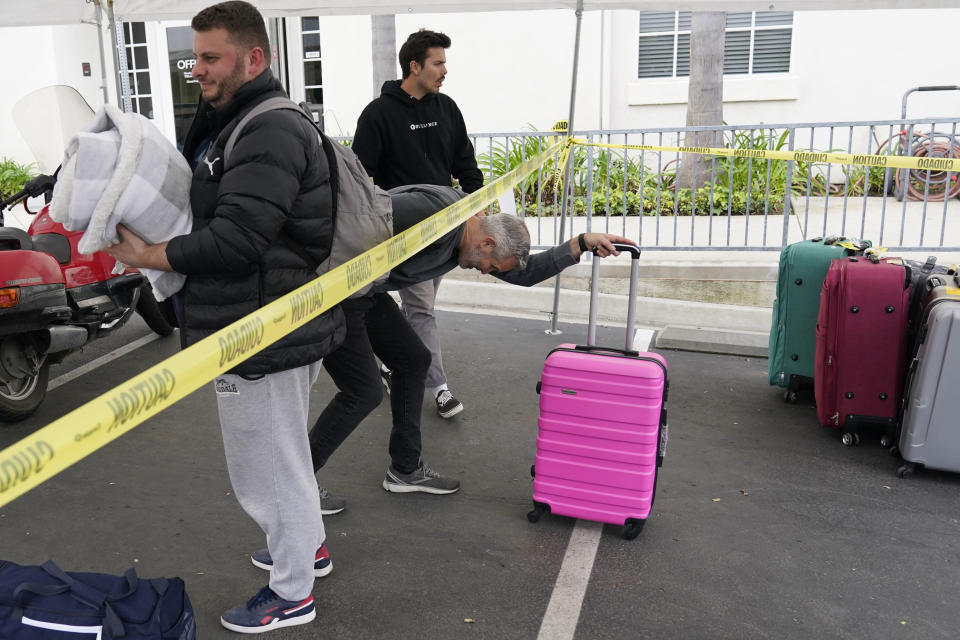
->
[0, 157, 36, 199]
[476, 125, 864, 216]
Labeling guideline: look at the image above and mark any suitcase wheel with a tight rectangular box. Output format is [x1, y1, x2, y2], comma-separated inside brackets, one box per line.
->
[527, 501, 548, 523]
[783, 390, 799, 404]
[530, 464, 536, 478]
[624, 518, 645, 541]
[841, 432, 861, 447]
[896, 462, 917, 479]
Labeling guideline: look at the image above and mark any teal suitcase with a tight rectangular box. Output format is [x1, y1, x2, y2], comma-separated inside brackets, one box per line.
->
[768, 237, 869, 402]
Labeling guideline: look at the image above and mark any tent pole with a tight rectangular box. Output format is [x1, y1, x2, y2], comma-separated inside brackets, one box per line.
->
[547, 0, 584, 336]
[105, 0, 133, 111]
[93, 2, 109, 105]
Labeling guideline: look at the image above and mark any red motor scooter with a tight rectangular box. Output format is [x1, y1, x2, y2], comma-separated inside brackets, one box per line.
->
[0, 86, 174, 422]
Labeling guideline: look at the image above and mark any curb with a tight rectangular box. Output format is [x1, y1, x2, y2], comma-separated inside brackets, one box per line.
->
[435, 279, 772, 357]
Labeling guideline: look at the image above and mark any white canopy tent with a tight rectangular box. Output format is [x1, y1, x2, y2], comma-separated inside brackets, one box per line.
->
[3, 0, 960, 26]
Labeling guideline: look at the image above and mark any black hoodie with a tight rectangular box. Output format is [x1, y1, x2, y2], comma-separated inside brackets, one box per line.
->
[351, 80, 483, 193]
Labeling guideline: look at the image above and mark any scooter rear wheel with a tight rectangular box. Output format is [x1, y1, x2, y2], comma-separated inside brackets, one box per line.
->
[136, 285, 175, 337]
[0, 360, 50, 423]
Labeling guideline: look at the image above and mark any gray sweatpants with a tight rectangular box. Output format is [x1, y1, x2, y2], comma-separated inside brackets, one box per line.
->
[215, 361, 325, 601]
[399, 275, 446, 390]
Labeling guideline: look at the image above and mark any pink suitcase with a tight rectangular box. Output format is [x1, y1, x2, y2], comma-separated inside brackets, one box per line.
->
[528, 244, 668, 540]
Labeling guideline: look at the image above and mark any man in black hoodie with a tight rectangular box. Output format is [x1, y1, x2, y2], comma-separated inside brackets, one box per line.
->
[352, 29, 481, 423]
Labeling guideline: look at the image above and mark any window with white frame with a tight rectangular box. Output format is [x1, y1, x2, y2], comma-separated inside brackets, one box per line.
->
[637, 11, 792, 79]
[122, 21, 154, 117]
[301, 17, 323, 106]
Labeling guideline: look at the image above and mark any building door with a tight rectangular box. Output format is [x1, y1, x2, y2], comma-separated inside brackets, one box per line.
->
[166, 25, 201, 150]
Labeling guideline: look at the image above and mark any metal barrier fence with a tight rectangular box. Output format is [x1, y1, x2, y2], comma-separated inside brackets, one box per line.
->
[457, 118, 960, 252]
[336, 118, 960, 252]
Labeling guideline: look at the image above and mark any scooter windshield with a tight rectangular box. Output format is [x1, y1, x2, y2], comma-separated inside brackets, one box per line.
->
[12, 85, 96, 175]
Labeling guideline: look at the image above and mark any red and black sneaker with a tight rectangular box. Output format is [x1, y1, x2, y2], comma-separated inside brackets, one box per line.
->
[220, 586, 315, 634]
[250, 543, 332, 578]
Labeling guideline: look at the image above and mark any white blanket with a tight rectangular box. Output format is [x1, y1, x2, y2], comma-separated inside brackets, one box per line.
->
[50, 105, 192, 301]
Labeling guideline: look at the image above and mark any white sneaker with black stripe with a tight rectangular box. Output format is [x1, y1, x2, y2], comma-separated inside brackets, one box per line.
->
[435, 389, 463, 418]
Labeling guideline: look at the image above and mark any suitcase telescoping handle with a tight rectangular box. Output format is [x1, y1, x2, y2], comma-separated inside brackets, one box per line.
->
[586, 242, 641, 351]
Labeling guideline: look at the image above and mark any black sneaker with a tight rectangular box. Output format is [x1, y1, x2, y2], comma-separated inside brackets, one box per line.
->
[220, 585, 315, 633]
[436, 389, 463, 419]
[250, 543, 332, 578]
[318, 486, 345, 515]
[382, 461, 460, 494]
[380, 366, 392, 396]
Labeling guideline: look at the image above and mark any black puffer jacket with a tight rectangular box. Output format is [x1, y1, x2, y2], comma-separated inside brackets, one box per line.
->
[166, 71, 344, 376]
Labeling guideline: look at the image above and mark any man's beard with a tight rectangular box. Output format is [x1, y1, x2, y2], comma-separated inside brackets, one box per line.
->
[205, 59, 247, 108]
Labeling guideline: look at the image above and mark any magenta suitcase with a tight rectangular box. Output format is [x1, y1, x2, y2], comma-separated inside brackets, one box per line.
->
[814, 254, 910, 446]
[528, 244, 668, 540]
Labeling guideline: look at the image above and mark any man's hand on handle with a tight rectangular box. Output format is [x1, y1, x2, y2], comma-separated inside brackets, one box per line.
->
[571, 233, 636, 259]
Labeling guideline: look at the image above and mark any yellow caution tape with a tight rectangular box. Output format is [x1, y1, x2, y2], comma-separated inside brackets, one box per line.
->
[576, 140, 960, 173]
[0, 139, 565, 508]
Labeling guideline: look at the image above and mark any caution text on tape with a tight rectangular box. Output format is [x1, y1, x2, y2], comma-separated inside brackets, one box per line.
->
[578, 140, 960, 172]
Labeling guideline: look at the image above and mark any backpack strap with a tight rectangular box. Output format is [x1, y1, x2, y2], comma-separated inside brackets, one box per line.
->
[223, 97, 340, 213]
[222, 97, 340, 271]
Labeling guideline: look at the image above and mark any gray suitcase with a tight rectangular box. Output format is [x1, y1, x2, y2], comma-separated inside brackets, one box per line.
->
[897, 273, 960, 477]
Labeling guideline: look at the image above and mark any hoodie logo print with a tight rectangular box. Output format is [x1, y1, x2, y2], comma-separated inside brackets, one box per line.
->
[203, 156, 221, 176]
[410, 122, 438, 131]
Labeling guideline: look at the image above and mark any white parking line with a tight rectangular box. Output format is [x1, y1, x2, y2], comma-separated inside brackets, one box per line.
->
[634, 329, 656, 353]
[536, 328, 656, 640]
[537, 520, 603, 640]
[48, 333, 161, 391]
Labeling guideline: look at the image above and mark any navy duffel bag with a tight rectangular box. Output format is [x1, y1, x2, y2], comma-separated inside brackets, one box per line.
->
[0, 560, 195, 639]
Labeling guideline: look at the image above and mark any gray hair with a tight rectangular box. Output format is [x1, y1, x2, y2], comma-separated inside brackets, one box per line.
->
[477, 214, 530, 271]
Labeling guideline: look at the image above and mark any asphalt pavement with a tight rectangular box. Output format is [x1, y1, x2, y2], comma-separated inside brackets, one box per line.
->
[1, 311, 959, 639]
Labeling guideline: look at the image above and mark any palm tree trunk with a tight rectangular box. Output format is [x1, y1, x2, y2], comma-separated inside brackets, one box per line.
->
[371, 15, 396, 99]
[678, 12, 726, 193]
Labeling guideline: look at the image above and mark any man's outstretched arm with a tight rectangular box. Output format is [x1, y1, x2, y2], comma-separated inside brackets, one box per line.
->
[493, 233, 635, 287]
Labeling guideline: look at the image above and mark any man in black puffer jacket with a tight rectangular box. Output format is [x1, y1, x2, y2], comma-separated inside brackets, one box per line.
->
[106, 2, 343, 634]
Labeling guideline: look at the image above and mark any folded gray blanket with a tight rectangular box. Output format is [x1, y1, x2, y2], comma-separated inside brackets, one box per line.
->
[50, 104, 192, 301]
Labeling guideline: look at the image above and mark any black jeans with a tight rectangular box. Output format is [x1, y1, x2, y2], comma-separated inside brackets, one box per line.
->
[308, 292, 431, 474]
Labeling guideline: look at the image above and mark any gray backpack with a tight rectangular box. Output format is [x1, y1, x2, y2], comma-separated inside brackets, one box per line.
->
[224, 96, 393, 297]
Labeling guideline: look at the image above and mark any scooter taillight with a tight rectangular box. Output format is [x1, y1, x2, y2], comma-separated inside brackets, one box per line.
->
[0, 287, 19, 308]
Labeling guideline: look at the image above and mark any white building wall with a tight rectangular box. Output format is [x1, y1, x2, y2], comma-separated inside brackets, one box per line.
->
[308, 15, 373, 137]
[317, 10, 604, 136]
[0, 23, 110, 168]
[51, 23, 112, 112]
[0, 26, 59, 166]
[608, 8, 960, 129]
[317, 8, 960, 136]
